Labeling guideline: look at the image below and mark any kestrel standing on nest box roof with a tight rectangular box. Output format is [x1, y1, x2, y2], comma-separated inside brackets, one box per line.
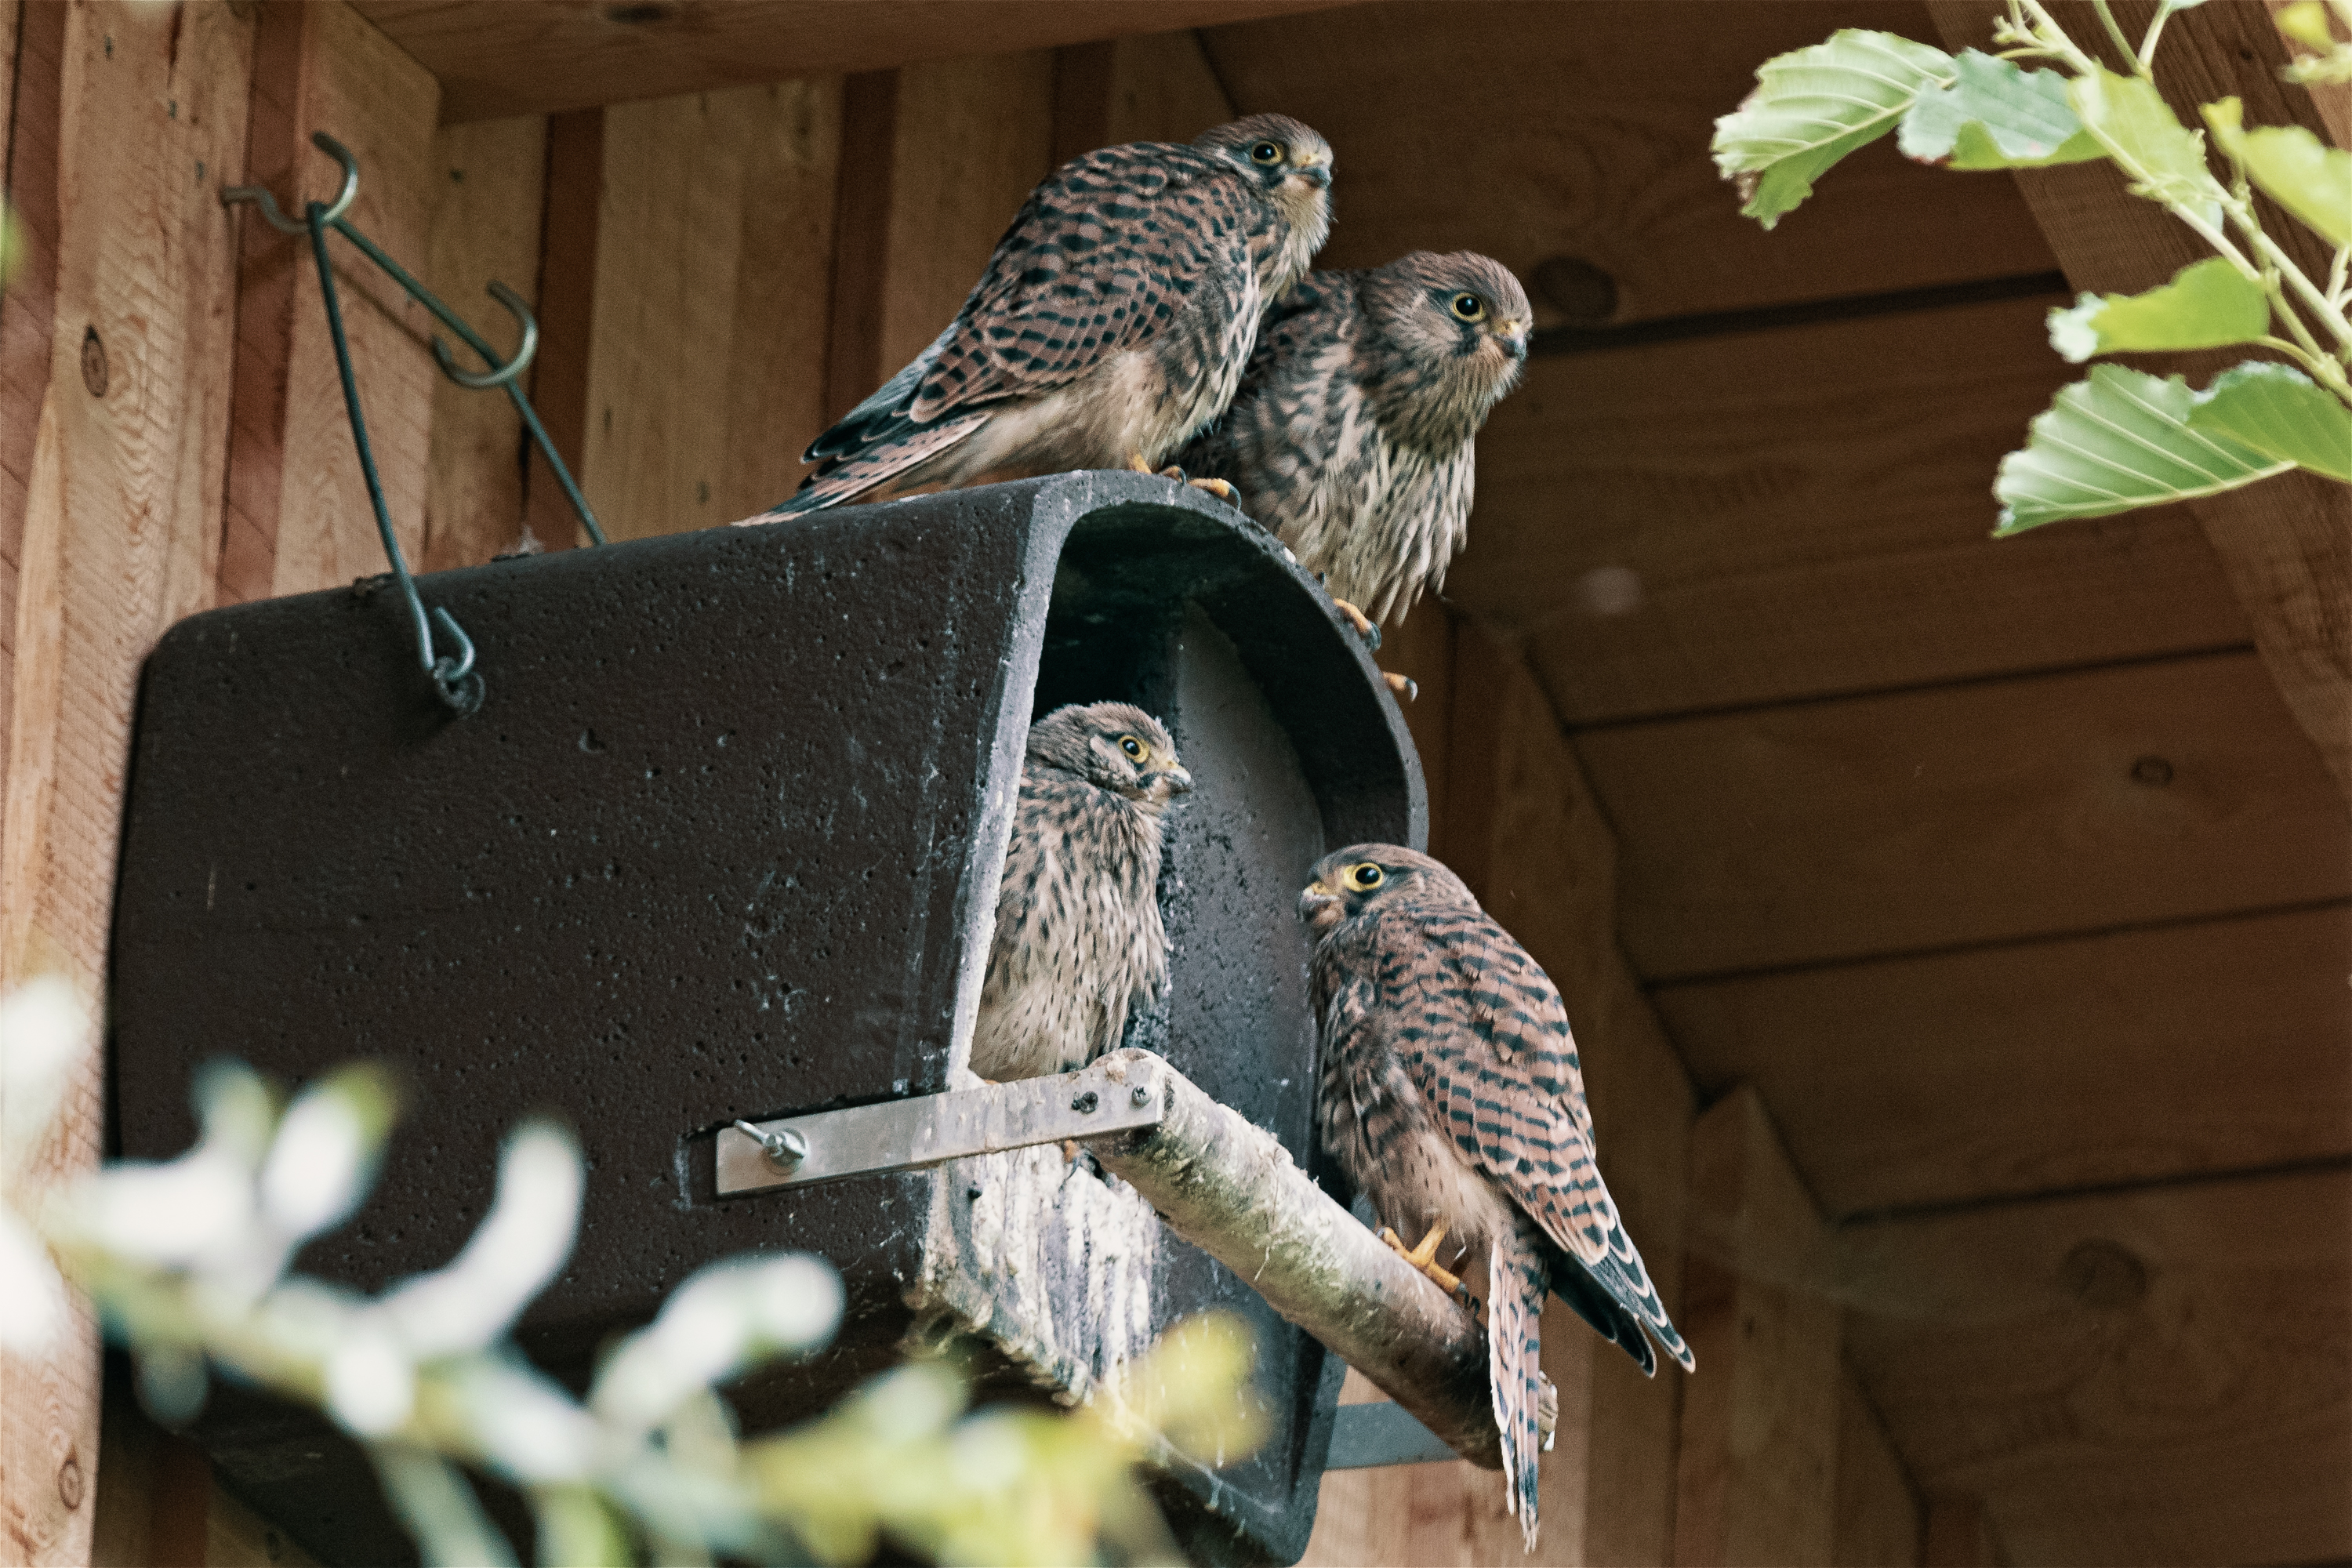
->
[969, 703, 1192, 1083]
[1300, 844, 1692, 1552]
[751, 115, 1334, 519]
[1178, 252, 1530, 691]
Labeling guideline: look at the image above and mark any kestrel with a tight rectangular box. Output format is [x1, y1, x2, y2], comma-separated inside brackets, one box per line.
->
[1300, 844, 1690, 1550]
[754, 116, 1334, 519]
[1178, 252, 1530, 632]
[969, 703, 1192, 1082]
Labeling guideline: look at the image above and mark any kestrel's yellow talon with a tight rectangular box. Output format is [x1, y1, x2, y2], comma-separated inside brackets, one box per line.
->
[1126, 452, 1155, 474]
[1330, 597, 1377, 641]
[1189, 477, 1236, 501]
[1383, 671, 1418, 702]
[1378, 1221, 1464, 1294]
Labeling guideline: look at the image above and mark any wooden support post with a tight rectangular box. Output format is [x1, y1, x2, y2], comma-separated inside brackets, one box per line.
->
[421, 114, 547, 572]
[1674, 1086, 1844, 1567]
[520, 106, 600, 553]
[822, 71, 895, 431]
[0, 5, 258, 1562]
[220, 0, 440, 604]
[0, 0, 63, 781]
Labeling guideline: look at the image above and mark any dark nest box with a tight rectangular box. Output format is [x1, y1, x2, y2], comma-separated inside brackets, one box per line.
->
[107, 471, 1426, 1565]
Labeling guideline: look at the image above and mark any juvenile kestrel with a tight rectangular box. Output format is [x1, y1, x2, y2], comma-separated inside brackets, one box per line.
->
[755, 116, 1334, 519]
[969, 703, 1192, 1081]
[1300, 844, 1691, 1550]
[1178, 252, 1530, 631]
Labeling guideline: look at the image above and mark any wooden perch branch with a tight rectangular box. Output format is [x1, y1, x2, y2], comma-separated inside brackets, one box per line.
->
[1086, 1047, 1502, 1469]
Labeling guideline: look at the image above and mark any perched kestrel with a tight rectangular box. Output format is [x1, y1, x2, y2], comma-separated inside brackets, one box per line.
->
[969, 703, 1192, 1081]
[1178, 252, 1530, 630]
[755, 116, 1334, 519]
[1300, 844, 1691, 1550]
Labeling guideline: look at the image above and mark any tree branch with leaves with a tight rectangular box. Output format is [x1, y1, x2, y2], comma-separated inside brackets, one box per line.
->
[1711, 0, 2352, 535]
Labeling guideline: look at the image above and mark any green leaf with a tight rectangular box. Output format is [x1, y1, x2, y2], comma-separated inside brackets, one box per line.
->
[1713, 30, 1954, 229]
[2045, 256, 2272, 361]
[1897, 50, 2101, 169]
[2202, 100, 2352, 247]
[2187, 361, 2352, 481]
[2067, 67, 2227, 230]
[1994, 364, 2293, 534]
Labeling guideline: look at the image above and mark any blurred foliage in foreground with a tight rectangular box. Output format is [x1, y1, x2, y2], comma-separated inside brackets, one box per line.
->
[0, 979, 1264, 1566]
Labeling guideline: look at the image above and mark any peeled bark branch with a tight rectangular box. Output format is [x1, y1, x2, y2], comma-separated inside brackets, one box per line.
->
[1087, 1047, 1502, 1470]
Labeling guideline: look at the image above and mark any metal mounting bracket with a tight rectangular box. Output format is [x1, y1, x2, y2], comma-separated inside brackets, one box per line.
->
[716, 1054, 1171, 1196]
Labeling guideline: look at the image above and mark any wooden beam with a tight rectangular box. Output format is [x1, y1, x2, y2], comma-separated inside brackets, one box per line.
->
[1452, 295, 2256, 724]
[1575, 651, 2351, 981]
[220, 0, 441, 603]
[1929, 0, 2352, 803]
[572, 78, 842, 540]
[821, 71, 893, 432]
[1844, 1167, 2350, 1566]
[1200, 2, 2056, 325]
[1658, 902, 2352, 1218]
[0, 5, 257, 1563]
[0, 0, 63, 808]
[421, 113, 546, 572]
[521, 106, 599, 552]
[1675, 1086, 1844, 1567]
[349, 0, 1349, 124]
[1835, 1377, 1925, 1566]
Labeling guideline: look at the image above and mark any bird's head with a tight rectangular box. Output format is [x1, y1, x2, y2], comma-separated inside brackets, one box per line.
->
[1025, 702, 1192, 811]
[1299, 844, 1475, 936]
[1360, 252, 1534, 430]
[1196, 114, 1333, 247]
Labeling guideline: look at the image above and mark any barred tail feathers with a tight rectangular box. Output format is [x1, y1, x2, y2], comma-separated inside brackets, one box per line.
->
[1490, 1219, 1549, 1553]
[748, 412, 990, 521]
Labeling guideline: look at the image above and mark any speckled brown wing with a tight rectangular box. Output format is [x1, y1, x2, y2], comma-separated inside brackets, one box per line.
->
[1325, 900, 1694, 1374]
[777, 141, 1268, 514]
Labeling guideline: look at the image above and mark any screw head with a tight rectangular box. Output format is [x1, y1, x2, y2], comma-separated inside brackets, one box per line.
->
[1072, 1090, 1100, 1113]
[1131, 1083, 1152, 1107]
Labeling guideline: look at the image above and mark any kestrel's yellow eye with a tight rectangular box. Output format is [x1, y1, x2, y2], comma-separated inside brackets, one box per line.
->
[1250, 140, 1283, 165]
[1118, 735, 1148, 760]
[1450, 292, 1486, 322]
[1345, 862, 1385, 891]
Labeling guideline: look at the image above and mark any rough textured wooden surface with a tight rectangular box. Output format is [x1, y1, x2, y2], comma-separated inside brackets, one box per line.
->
[578, 80, 841, 539]
[1203, 2, 2056, 326]
[1846, 1168, 2352, 1566]
[877, 52, 1056, 381]
[520, 106, 599, 552]
[1931, 0, 2352, 803]
[351, 0, 1348, 123]
[1454, 298, 2256, 724]
[1834, 1377, 1923, 1567]
[1675, 1087, 1844, 1568]
[1660, 902, 2352, 1218]
[0, 0, 62, 792]
[221, 0, 441, 604]
[0, 5, 256, 1563]
[1580, 652, 2351, 981]
[420, 114, 545, 572]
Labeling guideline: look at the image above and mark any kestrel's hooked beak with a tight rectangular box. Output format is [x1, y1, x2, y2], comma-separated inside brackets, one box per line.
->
[1290, 155, 1332, 191]
[1149, 764, 1194, 796]
[1298, 879, 1343, 931]
[1495, 318, 1530, 361]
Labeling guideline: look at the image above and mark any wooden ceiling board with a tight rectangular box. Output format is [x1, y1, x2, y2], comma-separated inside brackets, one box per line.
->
[1197, 2, 2058, 325]
[1656, 904, 2352, 1218]
[1576, 652, 2352, 982]
[353, 1, 1350, 123]
[1446, 296, 2256, 724]
[1840, 1169, 2352, 1566]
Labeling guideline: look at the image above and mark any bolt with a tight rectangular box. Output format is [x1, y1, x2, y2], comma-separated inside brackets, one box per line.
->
[1071, 1090, 1099, 1113]
[734, 1120, 806, 1167]
[1131, 1083, 1152, 1107]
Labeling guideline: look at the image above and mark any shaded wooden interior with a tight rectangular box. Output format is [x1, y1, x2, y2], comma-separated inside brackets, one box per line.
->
[0, 2, 2343, 1566]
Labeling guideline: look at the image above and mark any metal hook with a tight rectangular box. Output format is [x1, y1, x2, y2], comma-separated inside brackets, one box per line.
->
[220, 131, 359, 235]
[431, 281, 537, 390]
[429, 608, 484, 714]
